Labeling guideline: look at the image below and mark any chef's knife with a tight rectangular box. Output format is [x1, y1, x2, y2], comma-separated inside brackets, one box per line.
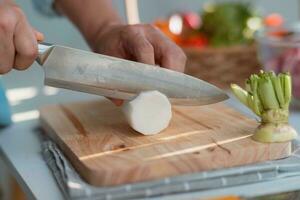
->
[36, 43, 228, 106]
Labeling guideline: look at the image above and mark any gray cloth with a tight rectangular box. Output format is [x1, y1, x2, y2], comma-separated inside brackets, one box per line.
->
[42, 140, 300, 200]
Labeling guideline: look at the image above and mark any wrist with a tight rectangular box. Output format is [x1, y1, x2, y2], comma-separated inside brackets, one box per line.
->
[3, 0, 14, 3]
[54, 0, 124, 50]
[86, 22, 124, 51]
[4, 0, 17, 6]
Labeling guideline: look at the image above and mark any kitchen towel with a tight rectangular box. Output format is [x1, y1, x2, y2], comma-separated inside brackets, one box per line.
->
[42, 140, 300, 200]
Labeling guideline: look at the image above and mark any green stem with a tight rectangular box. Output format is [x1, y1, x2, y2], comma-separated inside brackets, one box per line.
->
[284, 74, 292, 105]
[258, 76, 280, 110]
[249, 74, 262, 116]
[261, 109, 289, 124]
[231, 71, 297, 143]
[247, 94, 255, 112]
[270, 74, 285, 108]
[231, 84, 248, 107]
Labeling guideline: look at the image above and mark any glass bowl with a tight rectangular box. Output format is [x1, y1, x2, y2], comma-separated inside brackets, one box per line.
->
[256, 24, 300, 104]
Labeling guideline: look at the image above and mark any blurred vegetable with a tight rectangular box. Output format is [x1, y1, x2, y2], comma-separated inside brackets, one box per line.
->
[231, 71, 298, 143]
[200, 2, 261, 47]
[263, 13, 288, 38]
[180, 34, 208, 48]
[264, 13, 284, 27]
[153, 13, 207, 48]
[182, 12, 201, 29]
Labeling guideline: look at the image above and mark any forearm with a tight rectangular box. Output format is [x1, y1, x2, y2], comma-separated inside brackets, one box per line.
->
[55, 0, 123, 47]
[54, 0, 186, 72]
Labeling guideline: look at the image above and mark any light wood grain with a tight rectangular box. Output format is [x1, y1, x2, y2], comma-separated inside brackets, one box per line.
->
[40, 100, 291, 186]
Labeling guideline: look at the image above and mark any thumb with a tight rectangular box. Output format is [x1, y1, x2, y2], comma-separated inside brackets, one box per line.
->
[33, 29, 45, 42]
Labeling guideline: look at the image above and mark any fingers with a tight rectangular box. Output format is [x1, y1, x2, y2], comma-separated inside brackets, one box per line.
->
[121, 24, 186, 72]
[122, 26, 155, 65]
[107, 97, 124, 106]
[0, 4, 40, 74]
[0, 8, 16, 73]
[144, 25, 187, 72]
[159, 46, 187, 73]
[13, 16, 38, 70]
[0, 31, 14, 74]
[33, 29, 45, 42]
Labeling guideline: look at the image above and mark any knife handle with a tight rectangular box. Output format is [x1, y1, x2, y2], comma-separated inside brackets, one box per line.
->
[36, 43, 53, 65]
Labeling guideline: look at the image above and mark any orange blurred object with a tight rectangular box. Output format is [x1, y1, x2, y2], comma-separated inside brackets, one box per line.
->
[264, 13, 284, 27]
[268, 29, 293, 38]
[208, 195, 243, 200]
[153, 19, 182, 44]
[181, 34, 208, 48]
[154, 15, 208, 48]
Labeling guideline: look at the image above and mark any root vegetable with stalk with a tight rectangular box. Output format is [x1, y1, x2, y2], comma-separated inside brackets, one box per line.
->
[231, 70, 298, 143]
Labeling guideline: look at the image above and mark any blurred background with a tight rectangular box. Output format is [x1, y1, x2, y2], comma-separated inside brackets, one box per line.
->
[14, 0, 300, 49]
[1, 0, 300, 199]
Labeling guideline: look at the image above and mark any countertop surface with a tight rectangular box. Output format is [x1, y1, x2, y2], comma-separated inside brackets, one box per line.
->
[1, 66, 300, 200]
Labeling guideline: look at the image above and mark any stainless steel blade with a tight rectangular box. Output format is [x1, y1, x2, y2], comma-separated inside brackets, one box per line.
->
[37, 44, 229, 106]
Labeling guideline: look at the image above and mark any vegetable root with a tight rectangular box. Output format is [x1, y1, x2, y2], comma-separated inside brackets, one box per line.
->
[253, 123, 297, 143]
[231, 71, 298, 143]
[122, 91, 172, 135]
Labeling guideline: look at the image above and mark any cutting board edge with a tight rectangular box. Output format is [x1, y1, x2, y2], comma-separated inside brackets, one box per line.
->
[39, 114, 111, 185]
[40, 111, 292, 186]
[39, 101, 293, 187]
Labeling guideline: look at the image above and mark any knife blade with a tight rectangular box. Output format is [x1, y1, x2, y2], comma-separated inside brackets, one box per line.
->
[36, 43, 229, 106]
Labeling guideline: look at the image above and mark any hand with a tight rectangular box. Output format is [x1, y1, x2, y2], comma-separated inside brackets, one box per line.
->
[0, 1, 43, 74]
[90, 24, 187, 73]
[90, 24, 187, 106]
[55, 1, 187, 106]
[89, 24, 187, 106]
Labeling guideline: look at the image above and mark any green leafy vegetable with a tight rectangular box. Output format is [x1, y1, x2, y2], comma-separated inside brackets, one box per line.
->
[200, 2, 261, 47]
[231, 71, 298, 143]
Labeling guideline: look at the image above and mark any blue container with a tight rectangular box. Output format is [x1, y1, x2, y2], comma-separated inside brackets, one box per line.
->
[0, 79, 12, 127]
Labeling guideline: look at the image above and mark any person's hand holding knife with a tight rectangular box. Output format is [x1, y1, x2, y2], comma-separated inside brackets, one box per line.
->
[0, 0, 187, 105]
[0, 0, 44, 74]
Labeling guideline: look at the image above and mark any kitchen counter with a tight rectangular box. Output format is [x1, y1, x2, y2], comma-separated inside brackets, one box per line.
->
[1, 67, 300, 199]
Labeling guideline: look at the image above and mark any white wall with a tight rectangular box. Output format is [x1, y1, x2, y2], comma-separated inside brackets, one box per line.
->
[14, 0, 299, 50]
[137, 0, 299, 23]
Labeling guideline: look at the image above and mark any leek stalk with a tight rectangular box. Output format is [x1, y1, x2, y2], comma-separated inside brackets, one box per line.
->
[231, 71, 297, 143]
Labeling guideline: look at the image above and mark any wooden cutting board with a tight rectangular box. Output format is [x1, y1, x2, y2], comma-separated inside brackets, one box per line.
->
[40, 100, 291, 186]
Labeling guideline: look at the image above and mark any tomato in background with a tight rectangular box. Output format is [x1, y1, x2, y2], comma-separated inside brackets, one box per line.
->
[181, 35, 208, 48]
[264, 13, 284, 27]
[182, 12, 201, 29]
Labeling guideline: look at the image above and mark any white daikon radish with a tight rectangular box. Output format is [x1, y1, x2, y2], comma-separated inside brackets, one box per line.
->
[122, 91, 172, 135]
